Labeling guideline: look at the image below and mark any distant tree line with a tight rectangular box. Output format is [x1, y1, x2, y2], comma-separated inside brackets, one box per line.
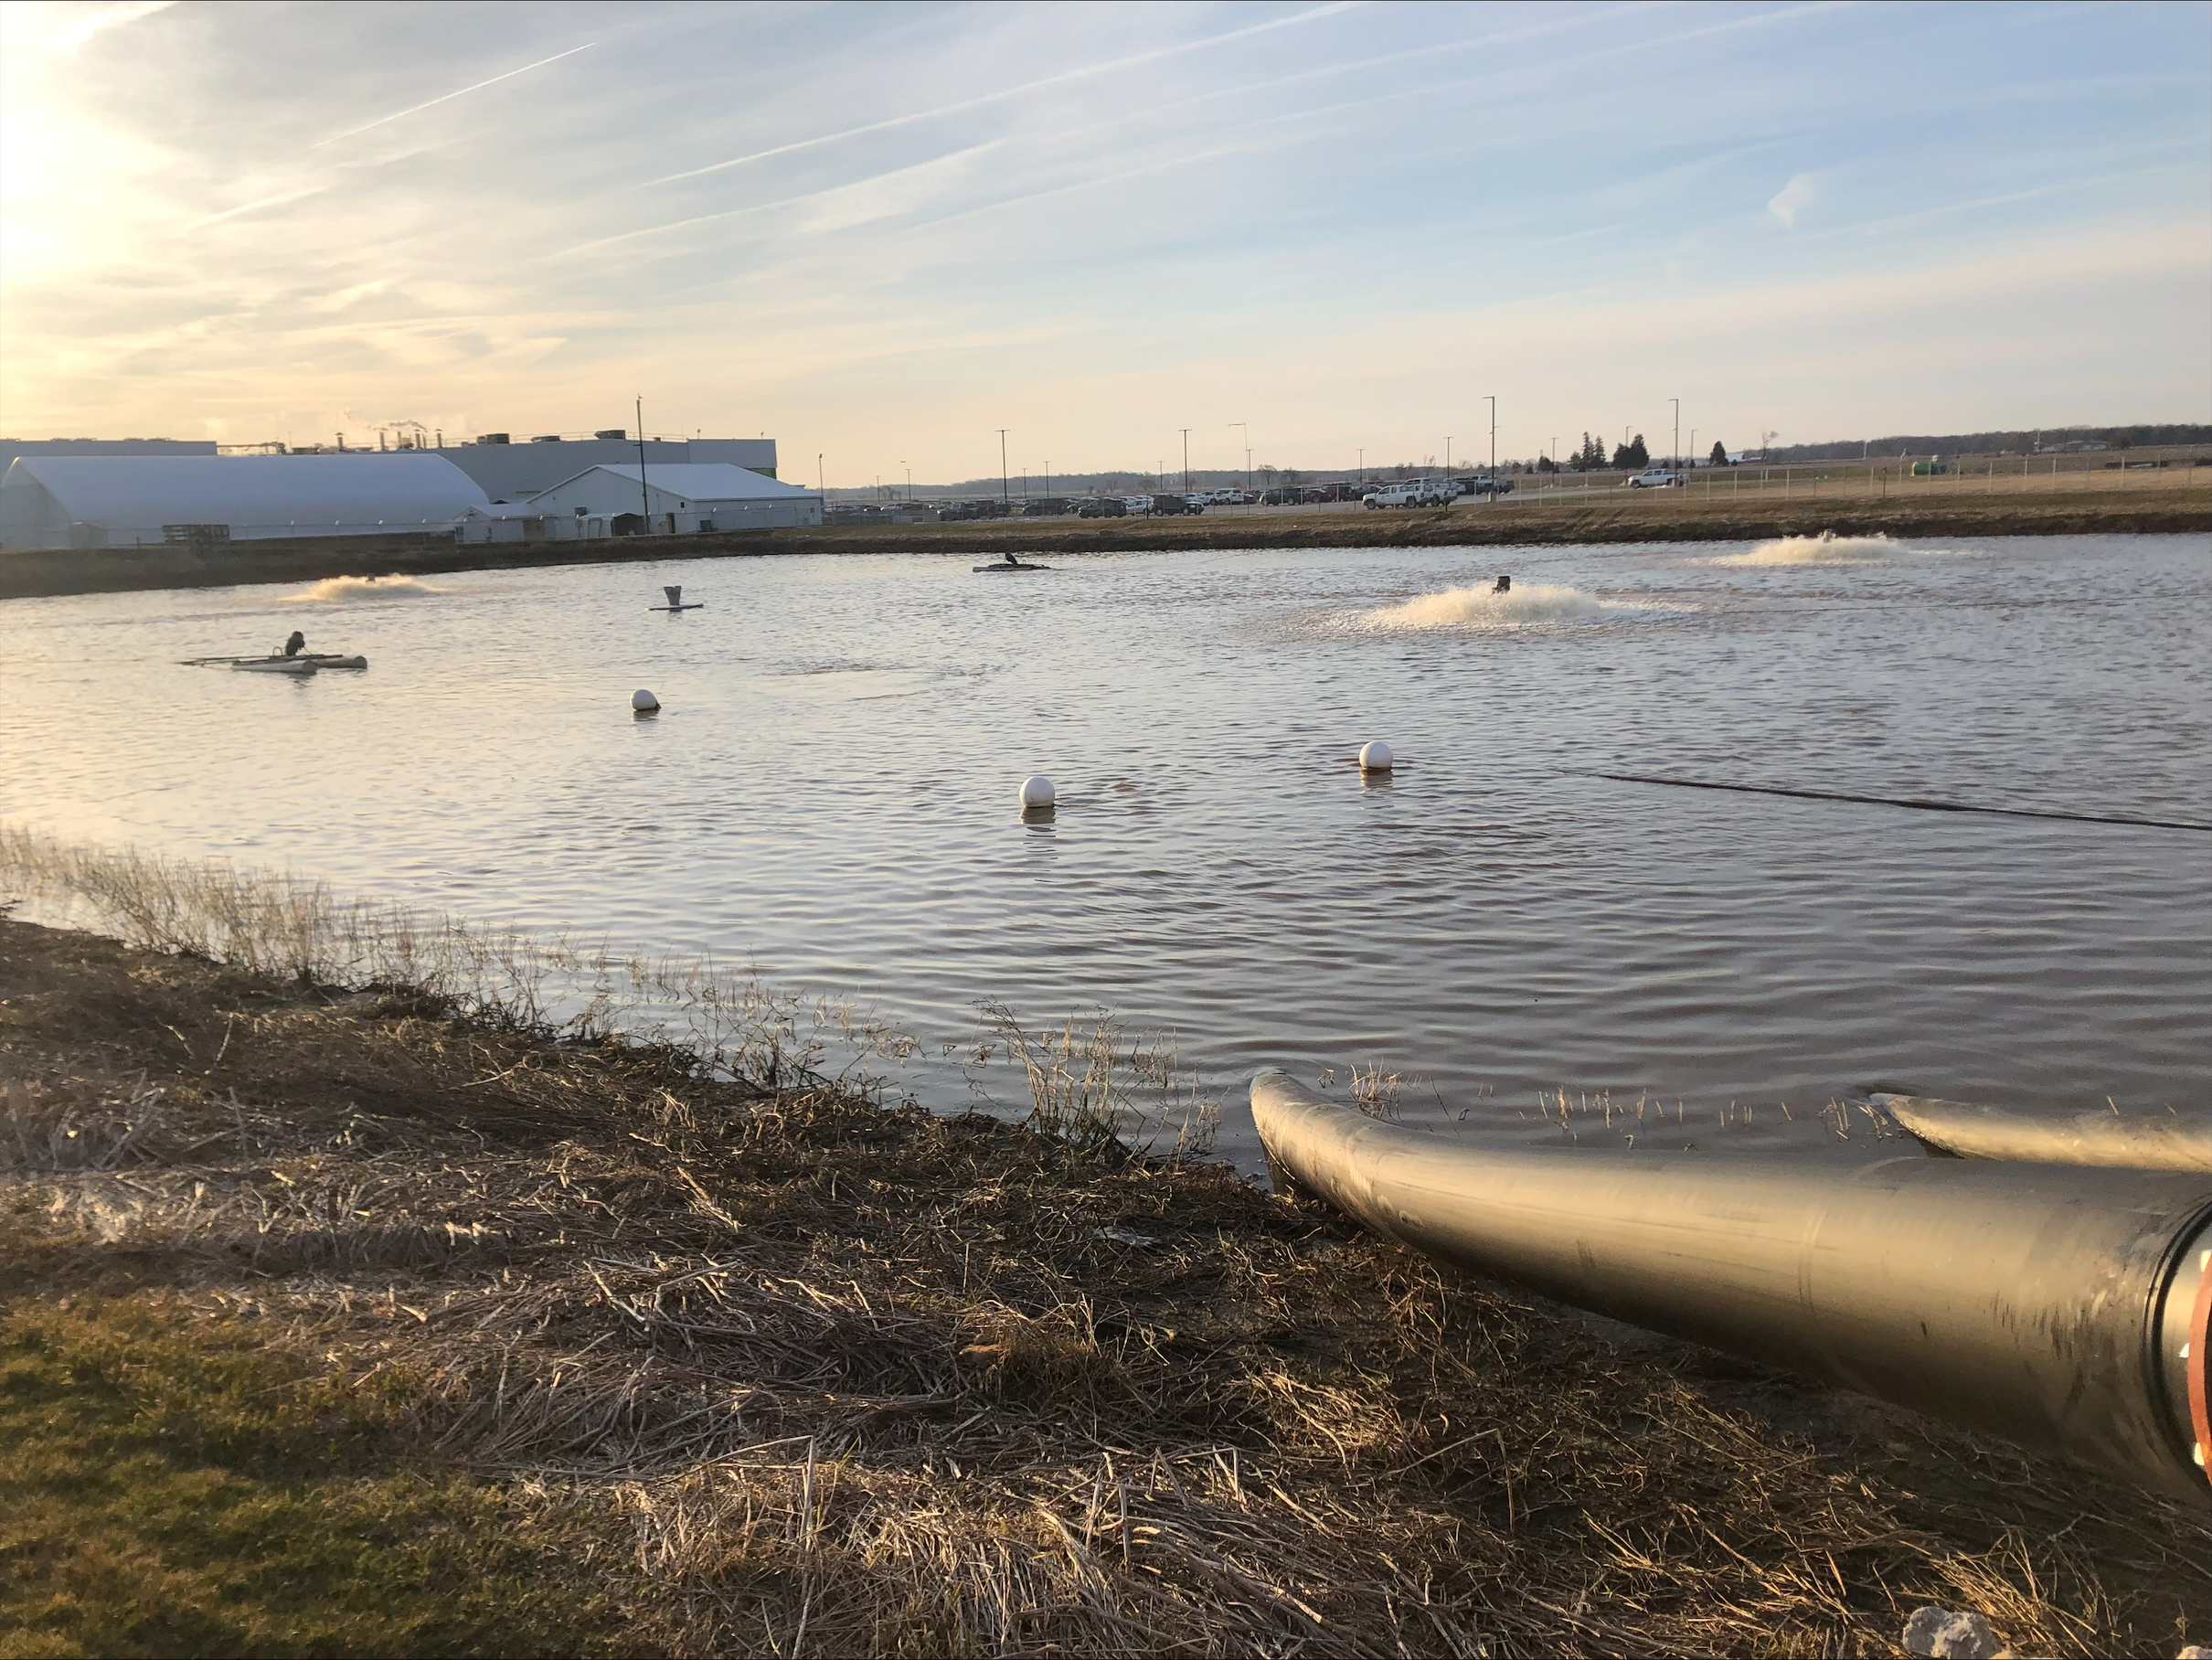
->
[1755, 423, 2212, 463]
[843, 417, 2209, 498]
[1560, 432, 1651, 471]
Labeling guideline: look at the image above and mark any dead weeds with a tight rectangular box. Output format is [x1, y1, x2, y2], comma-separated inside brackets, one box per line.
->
[3, 917, 2207, 1656]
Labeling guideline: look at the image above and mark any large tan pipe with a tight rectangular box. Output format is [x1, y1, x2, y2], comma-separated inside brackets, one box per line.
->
[1250, 1069, 2212, 1502]
[1870, 1093, 2212, 1173]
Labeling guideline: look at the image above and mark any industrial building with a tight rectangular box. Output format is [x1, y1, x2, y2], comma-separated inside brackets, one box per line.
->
[0, 437, 218, 472]
[0, 431, 803, 555]
[0, 453, 490, 551]
[434, 435, 778, 500]
[468, 463, 822, 541]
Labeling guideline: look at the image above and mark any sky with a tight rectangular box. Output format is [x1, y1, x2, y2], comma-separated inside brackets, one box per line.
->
[2, 0, 2207, 483]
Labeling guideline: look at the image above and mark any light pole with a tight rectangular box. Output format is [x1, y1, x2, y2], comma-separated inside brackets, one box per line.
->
[1670, 398, 1679, 470]
[997, 430, 1008, 507]
[635, 395, 651, 532]
[1357, 446, 1365, 484]
[901, 462, 909, 501]
[1486, 396, 1496, 484]
[1230, 421, 1250, 499]
[1690, 429, 1697, 471]
[816, 452, 824, 500]
[1180, 428, 1190, 492]
[1445, 436, 1453, 483]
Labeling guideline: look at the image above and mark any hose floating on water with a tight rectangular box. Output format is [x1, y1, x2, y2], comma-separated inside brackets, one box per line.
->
[1250, 1069, 2212, 1501]
[1590, 771, 2212, 834]
[1871, 1093, 2212, 1174]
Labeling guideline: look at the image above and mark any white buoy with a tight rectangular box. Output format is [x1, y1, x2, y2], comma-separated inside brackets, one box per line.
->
[1358, 740, 1394, 771]
[633, 688, 660, 713]
[1019, 774, 1057, 809]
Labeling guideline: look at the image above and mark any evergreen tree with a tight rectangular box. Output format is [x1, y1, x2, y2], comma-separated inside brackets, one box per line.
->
[1611, 434, 1649, 469]
[1708, 440, 1728, 467]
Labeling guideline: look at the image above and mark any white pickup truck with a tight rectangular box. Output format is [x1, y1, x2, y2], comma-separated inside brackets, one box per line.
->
[1363, 478, 1452, 508]
[1627, 469, 1685, 488]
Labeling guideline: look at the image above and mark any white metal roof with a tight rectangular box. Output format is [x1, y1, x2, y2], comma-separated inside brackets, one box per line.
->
[0, 453, 491, 532]
[538, 463, 815, 502]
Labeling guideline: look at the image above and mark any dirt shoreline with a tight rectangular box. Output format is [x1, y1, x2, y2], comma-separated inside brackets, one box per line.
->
[3, 912, 2204, 1655]
[5, 489, 2207, 601]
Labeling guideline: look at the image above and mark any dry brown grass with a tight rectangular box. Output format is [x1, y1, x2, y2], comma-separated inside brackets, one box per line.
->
[5, 913, 2207, 1656]
[0, 823, 913, 1091]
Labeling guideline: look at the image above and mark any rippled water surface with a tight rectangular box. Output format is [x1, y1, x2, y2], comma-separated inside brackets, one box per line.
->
[3, 534, 2207, 1165]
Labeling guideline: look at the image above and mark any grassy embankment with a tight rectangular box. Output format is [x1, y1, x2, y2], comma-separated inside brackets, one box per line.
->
[4, 463, 2207, 601]
[3, 826, 2207, 1656]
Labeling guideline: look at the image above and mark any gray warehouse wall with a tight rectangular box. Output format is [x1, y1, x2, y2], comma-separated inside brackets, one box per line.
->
[435, 437, 778, 500]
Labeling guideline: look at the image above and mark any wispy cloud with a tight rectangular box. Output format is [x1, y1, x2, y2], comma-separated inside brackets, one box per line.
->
[1814, 166, 2185, 237]
[311, 41, 595, 148]
[556, 142, 1003, 257]
[45, 0, 174, 56]
[648, 1, 1366, 186]
[1768, 172, 1821, 228]
[902, 136, 1292, 235]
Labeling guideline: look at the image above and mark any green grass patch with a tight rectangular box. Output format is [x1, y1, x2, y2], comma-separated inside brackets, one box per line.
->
[0, 1294, 629, 1658]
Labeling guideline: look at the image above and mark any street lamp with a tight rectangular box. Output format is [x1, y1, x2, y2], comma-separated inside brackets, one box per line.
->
[997, 430, 1008, 507]
[1486, 396, 1497, 485]
[1180, 428, 1190, 492]
[1230, 421, 1250, 499]
[1670, 398, 1680, 470]
[1357, 446, 1364, 484]
[1445, 436, 1453, 482]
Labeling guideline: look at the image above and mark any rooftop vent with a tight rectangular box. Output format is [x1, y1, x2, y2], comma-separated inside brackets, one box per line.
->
[476, 433, 510, 445]
[531, 434, 562, 442]
[595, 429, 627, 441]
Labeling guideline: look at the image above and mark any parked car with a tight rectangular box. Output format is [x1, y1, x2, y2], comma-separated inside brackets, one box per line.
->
[1365, 483, 1432, 508]
[1461, 475, 1515, 498]
[1022, 497, 1071, 516]
[1077, 496, 1127, 518]
[1627, 470, 1685, 488]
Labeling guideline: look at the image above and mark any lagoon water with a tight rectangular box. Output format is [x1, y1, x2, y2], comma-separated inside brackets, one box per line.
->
[2, 533, 2206, 1165]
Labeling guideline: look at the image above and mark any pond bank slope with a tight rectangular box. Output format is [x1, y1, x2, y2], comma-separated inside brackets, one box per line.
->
[1, 917, 2201, 1656]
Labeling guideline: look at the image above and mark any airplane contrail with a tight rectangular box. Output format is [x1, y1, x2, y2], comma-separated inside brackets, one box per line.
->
[184, 185, 330, 233]
[312, 42, 595, 148]
[649, 1, 1364, 186]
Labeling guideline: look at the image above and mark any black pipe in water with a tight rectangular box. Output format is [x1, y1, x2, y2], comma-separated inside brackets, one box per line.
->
[1250, 1069, 2211, 1502]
